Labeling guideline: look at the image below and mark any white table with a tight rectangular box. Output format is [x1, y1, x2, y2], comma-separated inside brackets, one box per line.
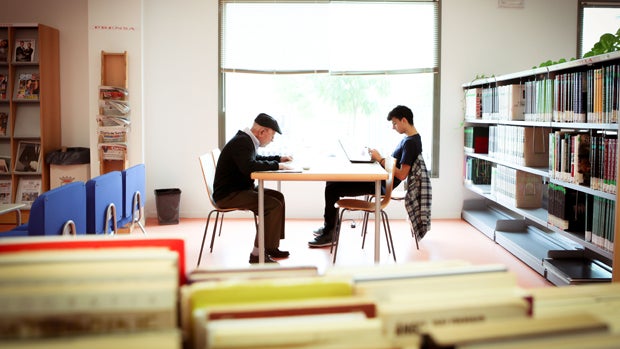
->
[251, 159, 387, 264]
[0, 203, 26, 226]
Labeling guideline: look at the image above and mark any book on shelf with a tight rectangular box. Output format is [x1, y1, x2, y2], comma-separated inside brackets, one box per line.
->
[464, 126, 489, 154]
[99, 85, 129, 100]
[0, 235, 187, 285]
[205, 312, 388, 349]
[464, 87, 481, 119]
[0, 73, 7, 100]
[0, 38, 8, 62]
[180, 276, 353, 348]
[14, 39, 35, 63]
[188, 264, 319, 283]
[193, 296, 380, 349]
[497, 84, 525, 121]
[14, 72, 39, 100]
[424, 313, 609, 349]
[15, 176, 41, 208]
[0, 178, 11, 204]
[14, 140, 41, 173]
[0, 112, 8, 136]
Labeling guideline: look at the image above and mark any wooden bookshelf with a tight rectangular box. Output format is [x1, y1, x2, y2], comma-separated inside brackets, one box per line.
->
[0, 24, 60, 225]
[461, 51, 620, 285]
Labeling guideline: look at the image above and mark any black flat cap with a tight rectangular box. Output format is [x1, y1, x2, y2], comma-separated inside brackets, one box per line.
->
[254, 113, 282, 134]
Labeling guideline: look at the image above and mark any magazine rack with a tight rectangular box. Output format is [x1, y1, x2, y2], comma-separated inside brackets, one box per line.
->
[98, 51, 129, 174]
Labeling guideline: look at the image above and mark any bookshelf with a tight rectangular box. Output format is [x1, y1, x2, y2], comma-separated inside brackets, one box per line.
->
[0, 24, 60, 224]
[98, 51, 129, 174]
[462, 50, 620, 285]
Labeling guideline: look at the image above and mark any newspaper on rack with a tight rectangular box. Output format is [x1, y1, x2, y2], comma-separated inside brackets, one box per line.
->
[98, 143, 127, 161]
[97, 114, 130, 127]
[99, 100, 130, 117]
[98, 126, 128, 143]
[99, 85, 129, 100]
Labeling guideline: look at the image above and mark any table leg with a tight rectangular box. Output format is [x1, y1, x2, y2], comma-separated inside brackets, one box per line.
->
[374, 180, 381, 263]
[258, 179, 265, 264]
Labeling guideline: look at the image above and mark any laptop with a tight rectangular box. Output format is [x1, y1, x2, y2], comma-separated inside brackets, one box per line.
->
[339, 139, 373, 163]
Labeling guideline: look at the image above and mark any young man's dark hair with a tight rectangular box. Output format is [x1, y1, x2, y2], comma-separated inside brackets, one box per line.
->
[387, 105, 414, 124]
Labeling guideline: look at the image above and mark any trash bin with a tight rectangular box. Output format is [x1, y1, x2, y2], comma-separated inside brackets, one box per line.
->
[45, 147, 91, 189]
[155, 188, 181, 225]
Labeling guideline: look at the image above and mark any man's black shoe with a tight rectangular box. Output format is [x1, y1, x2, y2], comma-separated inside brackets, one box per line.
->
[308, 233, 334, 248]
[249, 253, 278, 264]
[266, 248, 290, 258]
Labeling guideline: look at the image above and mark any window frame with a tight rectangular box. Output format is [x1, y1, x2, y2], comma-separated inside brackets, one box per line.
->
[577, 0, 620, 58]
[218, 0, 441, 177]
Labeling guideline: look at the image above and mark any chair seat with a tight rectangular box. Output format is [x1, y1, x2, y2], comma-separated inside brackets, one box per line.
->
[336, 198, 383, 212]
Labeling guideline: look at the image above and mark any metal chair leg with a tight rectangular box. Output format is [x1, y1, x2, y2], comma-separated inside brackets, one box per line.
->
[331, 209, 346, 263]
[198, 210, 217, 267]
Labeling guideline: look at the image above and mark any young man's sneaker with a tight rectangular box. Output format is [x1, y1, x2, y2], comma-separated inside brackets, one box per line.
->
[308, 233, 334, 248]
[312, 227, 333, 236]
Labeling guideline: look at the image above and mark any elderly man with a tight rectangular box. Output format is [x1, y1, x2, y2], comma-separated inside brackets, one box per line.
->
[213, 113, 292, 263]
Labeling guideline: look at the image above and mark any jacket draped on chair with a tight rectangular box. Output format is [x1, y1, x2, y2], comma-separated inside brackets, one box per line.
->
[405, 153, 432, 240]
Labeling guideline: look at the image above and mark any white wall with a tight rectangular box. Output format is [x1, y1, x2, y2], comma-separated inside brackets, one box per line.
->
[1, 0, 579, 220]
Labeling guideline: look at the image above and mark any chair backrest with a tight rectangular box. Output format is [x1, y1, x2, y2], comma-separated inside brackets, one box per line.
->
[199, 152, 218, 207]
[211, 148, 221, 166]
[120, 163, 146, 227]
[28, 181, 87, 236]
[379, 156, 396, 209]
[86, 171, 123, 234]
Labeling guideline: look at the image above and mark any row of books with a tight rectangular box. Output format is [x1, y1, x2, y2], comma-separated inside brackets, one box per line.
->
[464, 84, 526, 121]
[549, 130, 617, 194]
[463, 157, 492, 185]
[2, 235, 620, 348]
[182, 262, 620, 349]
[588, 195, 615, 253]
[0, 237, 184, 348]
[464, 64, 620, 123]
[487, 125, 550, 168]
[491, 165, 544, 209]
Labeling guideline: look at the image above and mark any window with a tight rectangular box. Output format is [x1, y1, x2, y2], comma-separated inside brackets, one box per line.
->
[578, 1, 620, 58]
[219, 0, 440, 176]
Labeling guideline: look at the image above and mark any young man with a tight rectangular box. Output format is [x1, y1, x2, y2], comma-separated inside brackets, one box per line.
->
[213, 113, 293, 263]
[309, 105, 423, 247]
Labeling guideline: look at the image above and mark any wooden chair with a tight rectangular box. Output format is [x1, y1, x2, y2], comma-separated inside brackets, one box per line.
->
[197, 149, 258, 266]
[330, 157, 397, 263]
[360, 178, 420, 250]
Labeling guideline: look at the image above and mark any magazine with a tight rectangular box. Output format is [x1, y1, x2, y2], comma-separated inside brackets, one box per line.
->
[0, 112, 8, 136]
[16, 177, 41, 207]
[14, 141, 41, 173]
[0, 39, 8, 62]
[15, 73, 40, 100]
[14, 38, 35, 62]
[0, 178, 11, 204]
[0, 74, 7, 99]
